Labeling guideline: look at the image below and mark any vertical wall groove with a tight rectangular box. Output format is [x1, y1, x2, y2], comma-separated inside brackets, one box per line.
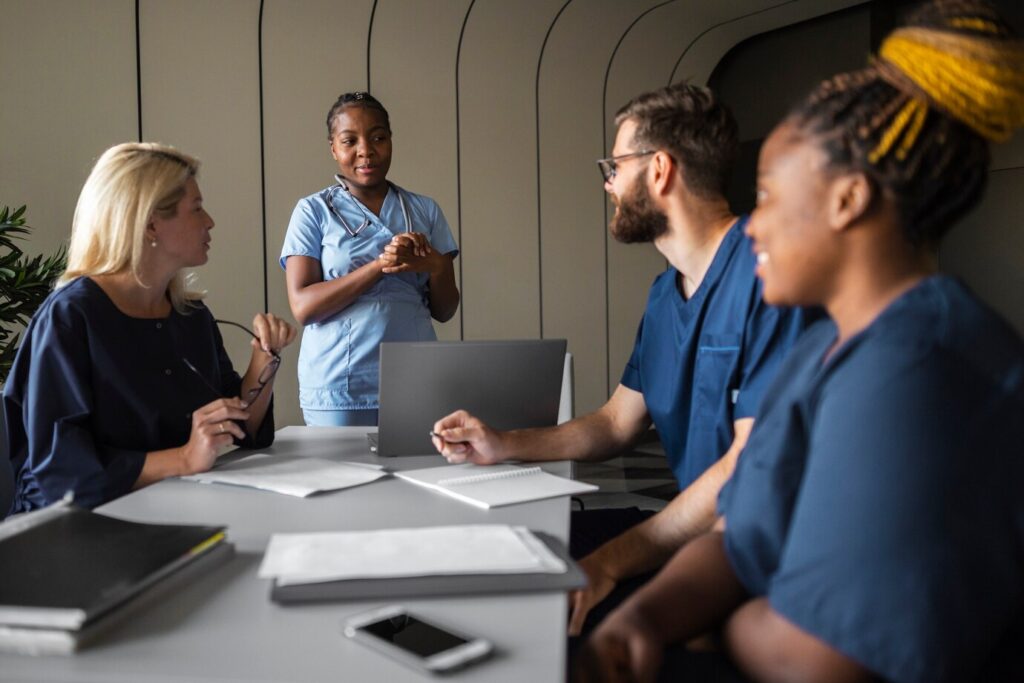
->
[258, 0, 268, 313]
[135, 0, 142, 141]
[367, 0, 378, 91]
[534, 0, 575, 339]
[454, 0, 477, 340]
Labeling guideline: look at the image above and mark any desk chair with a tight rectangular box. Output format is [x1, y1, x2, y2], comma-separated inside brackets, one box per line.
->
[0, 409, 12, 519]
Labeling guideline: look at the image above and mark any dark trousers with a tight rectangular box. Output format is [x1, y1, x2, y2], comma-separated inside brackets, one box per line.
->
[569, 507, 658, 636]
[567, 508, 751, 683]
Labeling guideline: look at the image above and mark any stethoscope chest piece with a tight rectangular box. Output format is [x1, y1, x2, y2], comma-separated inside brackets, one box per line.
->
[325, 175, 412, 238]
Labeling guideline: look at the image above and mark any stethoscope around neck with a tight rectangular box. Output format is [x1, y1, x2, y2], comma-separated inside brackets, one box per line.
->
[324, 174, 412, 238]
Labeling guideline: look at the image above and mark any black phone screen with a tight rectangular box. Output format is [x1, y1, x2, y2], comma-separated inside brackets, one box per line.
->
[362, 614, 469, 658]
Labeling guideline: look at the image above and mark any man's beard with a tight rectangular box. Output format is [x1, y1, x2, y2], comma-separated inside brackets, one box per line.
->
[609, 173, 669, 244]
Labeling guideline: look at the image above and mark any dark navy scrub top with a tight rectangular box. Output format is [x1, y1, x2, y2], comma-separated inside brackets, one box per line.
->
[3, 277, 275, 513]
[719, 276, 1024, 683]
[621, 217, 807, 489]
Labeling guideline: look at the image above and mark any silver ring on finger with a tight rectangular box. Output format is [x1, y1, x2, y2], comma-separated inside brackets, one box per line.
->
[218, 422, 225, 434]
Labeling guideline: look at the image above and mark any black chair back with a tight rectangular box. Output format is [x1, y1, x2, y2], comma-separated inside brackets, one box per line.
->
[0, 408, 13, 519]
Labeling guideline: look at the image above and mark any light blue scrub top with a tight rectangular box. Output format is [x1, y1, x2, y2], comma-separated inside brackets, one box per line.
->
[280, 183, 458, 411]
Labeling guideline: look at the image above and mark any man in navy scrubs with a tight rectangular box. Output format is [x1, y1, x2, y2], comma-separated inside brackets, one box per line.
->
[432, 83, 806, 633]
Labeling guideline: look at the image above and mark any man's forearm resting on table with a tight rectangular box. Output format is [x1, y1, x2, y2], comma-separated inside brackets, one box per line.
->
[502, 385, 652, 464]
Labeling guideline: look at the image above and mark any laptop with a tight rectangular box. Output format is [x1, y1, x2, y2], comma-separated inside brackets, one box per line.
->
[369, 339, 568, 456]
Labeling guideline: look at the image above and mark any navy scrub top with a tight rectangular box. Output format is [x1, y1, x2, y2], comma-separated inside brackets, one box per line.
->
[621, 217, 808, 489]
[3, 277, 275, 513]
[719, 276, 1024, 683]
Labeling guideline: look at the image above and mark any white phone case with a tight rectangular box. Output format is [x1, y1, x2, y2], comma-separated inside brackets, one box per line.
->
[344, 605, 493, 674]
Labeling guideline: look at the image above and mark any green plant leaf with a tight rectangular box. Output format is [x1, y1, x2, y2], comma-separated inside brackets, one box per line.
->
[0, 205, 67, 383]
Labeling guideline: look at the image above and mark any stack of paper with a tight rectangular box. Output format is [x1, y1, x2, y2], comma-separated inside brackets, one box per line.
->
[259, 525, 565, 586]
[181, 454, 387, 497]
[260, 525, 587, 603]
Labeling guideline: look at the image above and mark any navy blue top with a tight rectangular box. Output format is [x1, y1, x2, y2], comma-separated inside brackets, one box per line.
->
[719, 276, 1024, 683]
[3, 277, 275, 514]
[621, 217, 807, 489]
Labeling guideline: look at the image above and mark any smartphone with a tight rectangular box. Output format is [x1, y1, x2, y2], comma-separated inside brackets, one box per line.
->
[344, 605, 493, 675]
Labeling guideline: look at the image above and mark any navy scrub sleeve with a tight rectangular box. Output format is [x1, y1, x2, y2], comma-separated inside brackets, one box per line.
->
[3, 277, 274, 513]
[620, 217, 808, 489]
[720, 277, 1024, 683]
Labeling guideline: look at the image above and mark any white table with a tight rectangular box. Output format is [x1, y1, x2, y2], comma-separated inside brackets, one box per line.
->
[0, 427, 574, 682]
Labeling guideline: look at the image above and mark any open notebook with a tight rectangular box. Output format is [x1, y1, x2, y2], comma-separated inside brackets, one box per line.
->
[394, 463, 596, 509]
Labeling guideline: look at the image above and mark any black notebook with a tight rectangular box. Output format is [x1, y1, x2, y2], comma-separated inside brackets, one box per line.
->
[0, 500, 228, 631]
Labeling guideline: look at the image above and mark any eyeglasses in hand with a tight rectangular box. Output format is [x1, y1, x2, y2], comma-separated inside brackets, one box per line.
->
[182, 319, 282, 406]
[596, 149, 655, 183]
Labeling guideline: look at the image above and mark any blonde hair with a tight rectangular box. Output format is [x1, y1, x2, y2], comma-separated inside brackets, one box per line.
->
[59, 142, 203, 311]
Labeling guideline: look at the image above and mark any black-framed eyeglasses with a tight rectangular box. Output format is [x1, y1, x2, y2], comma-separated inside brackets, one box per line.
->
[182, 319, 281, 405]
[596, 150, 655, 183]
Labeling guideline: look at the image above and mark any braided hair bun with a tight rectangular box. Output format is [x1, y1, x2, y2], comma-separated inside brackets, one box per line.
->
[788, 0, 1024, 247]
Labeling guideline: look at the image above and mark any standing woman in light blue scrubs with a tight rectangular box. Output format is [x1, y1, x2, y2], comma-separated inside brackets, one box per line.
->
[281, 92, 460, 426]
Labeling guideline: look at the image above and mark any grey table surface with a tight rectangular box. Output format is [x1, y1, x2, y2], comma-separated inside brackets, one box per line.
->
[0, 426, 574, 683]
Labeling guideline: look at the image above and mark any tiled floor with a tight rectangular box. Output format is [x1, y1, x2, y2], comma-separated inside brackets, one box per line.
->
[573, 431, 676, 512]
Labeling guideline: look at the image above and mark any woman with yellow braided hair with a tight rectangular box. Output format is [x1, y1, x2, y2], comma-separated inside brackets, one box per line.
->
[576, 2, 1024, 682]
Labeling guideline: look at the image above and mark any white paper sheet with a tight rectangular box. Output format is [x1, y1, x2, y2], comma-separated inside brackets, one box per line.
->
[258, 525, 566, 585]
[181, 454, 386, 497]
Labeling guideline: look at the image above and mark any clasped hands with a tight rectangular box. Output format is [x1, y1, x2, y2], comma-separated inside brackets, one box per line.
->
[379, 233, 444, 275]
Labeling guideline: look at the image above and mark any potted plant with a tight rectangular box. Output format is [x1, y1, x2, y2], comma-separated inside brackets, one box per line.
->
[0, 205, 67, 383]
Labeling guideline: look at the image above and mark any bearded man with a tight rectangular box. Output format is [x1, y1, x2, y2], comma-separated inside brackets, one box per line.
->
[433, 83, 808, 636]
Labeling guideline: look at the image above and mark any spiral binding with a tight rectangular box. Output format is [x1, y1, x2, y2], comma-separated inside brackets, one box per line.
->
[438, 466, 543, 487]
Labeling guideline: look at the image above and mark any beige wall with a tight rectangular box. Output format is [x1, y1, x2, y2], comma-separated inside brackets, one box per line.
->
[1, 0, 867, 425]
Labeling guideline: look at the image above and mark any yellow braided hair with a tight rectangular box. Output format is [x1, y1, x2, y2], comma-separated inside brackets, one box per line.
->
[789, 1, 1021, 246]
[878, 26, 1024, 144]
[865, 5, 1024, 165]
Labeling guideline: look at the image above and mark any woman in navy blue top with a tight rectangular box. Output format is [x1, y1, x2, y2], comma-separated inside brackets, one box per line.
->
[3, 143, 296, 514]
[578, 2, 1024, 682]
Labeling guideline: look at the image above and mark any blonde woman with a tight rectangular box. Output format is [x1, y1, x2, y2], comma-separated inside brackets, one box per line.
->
[3, 143, 295, 514]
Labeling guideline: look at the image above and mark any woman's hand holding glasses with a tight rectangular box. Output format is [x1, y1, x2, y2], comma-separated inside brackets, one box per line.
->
[179, 397, 250, 474]
[250, 313, 297, 358]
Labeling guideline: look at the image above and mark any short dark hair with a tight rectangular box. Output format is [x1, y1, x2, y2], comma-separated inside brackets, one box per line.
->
[326, 92, 391, 141]
[614, 83, 739, 200]
[787, 0, 1022, 247]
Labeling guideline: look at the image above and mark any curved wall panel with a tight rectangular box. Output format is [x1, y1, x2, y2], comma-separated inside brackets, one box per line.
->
[0, 0, 136, 260]
[669, 0, 867, 85]
[537, 0, 667, 415]
[457, 0, 569, 342]
[369, 0, 473, 341]
[139, 0, 265, 368]
[262, 0, 375, 425]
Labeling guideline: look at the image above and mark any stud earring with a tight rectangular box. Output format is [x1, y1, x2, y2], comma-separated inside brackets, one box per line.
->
[151, 240, 158, 248]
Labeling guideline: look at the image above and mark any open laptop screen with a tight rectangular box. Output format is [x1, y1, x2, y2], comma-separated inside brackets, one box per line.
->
[375, 339, 567, 456]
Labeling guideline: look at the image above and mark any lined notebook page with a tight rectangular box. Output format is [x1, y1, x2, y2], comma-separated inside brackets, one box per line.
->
[395, 463, 597, 509]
